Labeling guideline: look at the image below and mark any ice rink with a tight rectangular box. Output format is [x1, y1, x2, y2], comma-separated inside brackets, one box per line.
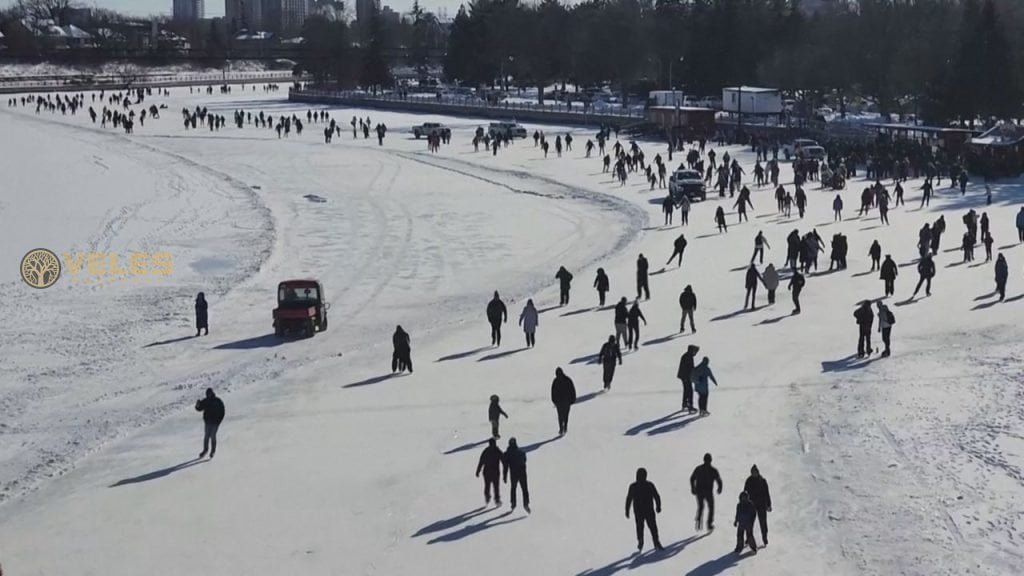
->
[1, 86, 1022, 576]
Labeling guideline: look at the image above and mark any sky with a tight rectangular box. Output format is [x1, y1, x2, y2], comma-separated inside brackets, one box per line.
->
[0, 0, 463, 20]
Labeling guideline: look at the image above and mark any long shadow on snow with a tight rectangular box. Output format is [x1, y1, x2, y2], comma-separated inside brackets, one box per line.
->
[412, 506, 489, 538]
[443, 439, 490, 455]
[437, 346, 491, 362]
[570, 353, 600, 365]
[578, 534, 707, 576]
[109, 458, 206, 487]
[821, 354, 879, 373]
[478, 347, 529, 362]
[625, 410, 686, 436]
[647, 413, 702, 436]
[143, 334, 197, 348]
[644, 332, 688, 346]
[575, 390, 604, 405]
[344, 373, 406, 388]
[711, 308, 756, 322]
[685, 549, 755, 576]
[426, 510, 523, 544]
[214, 333, 291, 349]
[562, 307, 597, 317]
[523, 435, 563, 453]
[757, 314, 790, 325]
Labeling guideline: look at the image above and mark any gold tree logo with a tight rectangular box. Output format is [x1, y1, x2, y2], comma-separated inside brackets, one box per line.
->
[20, 248, 62, 289]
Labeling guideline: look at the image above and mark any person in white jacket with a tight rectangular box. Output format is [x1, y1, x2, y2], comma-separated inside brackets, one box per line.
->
[519, 299, 539, 348]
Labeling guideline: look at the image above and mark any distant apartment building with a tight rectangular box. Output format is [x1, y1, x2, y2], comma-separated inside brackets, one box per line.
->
[225, 0, 262, 31]
[172, 0, 205, 21]
[355, 0, 380, 25]
[262, 0, 314, 35]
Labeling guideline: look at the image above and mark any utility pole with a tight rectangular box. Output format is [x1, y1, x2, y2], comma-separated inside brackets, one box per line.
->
[669, 56, 684, 129]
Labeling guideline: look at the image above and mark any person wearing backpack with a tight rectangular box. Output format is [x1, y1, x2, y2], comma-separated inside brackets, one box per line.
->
[876, 301, 894, 358]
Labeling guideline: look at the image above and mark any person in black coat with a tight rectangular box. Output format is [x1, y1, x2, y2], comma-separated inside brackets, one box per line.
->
[636, 254, 650, 300]
[598, 336, 623, 391]
[854, 300, 874, 357]
[556, 266, 574, 306]
[734, 492, 758, 554]
[677, 344, 699, 412]
[995, 253, 1009, 301]
[679, 285, 697, 333]
[392, 325, 412, 373]
[743, 465, 772, 546]
[744, 264, 763, 310]
[594, 268, 611, 306]
[551, 367, 577, 434]
[869, 240, 882, 271]
[503, 438, 530, 512]
[912, 253, 935, 298]
[195, 387, 225, 459]
[691, 453, 723, 530]
[486, 291, 508, 347]
[476, 438, 504, 506]
[625, 468, 664, 551]
[626, 301, 647, 350]
[195, 292, 208, 336]
[788, 269, 805, 314]
[880, 255, 898, 297]
[666, 233, 688, 267]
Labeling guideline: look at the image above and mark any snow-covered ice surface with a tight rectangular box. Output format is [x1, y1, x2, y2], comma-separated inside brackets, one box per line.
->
[0, 87, 1022, 576]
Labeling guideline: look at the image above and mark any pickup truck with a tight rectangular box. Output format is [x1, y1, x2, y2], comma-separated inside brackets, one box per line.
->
[412, 122, 451, 139]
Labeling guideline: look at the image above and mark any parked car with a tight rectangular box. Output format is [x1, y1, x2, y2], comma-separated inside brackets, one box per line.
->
[488, 121, 528, 139]
[800, 145, 827, 161]
[412, 122, 451, 139]
[273, 279, 329, 338]
[782, 138, 820, 159]
[669, 169, 707, 202]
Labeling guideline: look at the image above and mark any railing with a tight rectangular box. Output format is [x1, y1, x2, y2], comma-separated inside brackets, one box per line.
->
[291, 87, 647, 120]
[0, 70, 296, 91]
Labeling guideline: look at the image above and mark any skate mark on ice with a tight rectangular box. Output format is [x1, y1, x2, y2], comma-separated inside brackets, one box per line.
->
[796, 420, 810, 454]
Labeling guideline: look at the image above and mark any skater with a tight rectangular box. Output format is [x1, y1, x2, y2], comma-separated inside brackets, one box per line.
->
[392, 325, 413, 373]
[751, 231, 770, 264]
[983, 231, 994, 262]
[912, 253, 935, 298]
[194, 292, 208, 336]
[880, 255, 898, 297]
[691, 453, 723, 531]
[625, 468, 664, 552]
[679, 285, 697, 333]
[762, 263, 779, 305]
[637, 254, 650, 300]
[666, 233, 688, 267]
[995, 253, 1008, 301]
[519, 299, 539, 348]
[594, 268, 610, 306]
[1017, 207, 1024, 243]
[734, 492, 759, 554]
[627, 300, 647, 350]
[679, 195, 691, 226]
[476, 438, 503, 506]
[734, 187, 753, 222]
[715, 206, 728, 233]
[833, 194, 843, 221]
[551, 367, 577, 434]
[877, 301, 894, 357]
[854, 300, 874, 357]
[598, 335, 623, 391]
[662, 194, 675, 226]
[486, 291, 508, 347]
[503, 438, 530, 512]
[743, 465, 772, 546]
[962, 231, 975, 263]
[488, 394, 508, 438]
[195, 387, 225, 459]
[744, 264, 763, 310]
[869, 240, 882, 271]
[693, 356, 718, 416]
[556, 266, 574, 306]
[788, 269, 805, 314]
[614, 297, 629, 347]
[677, 344, 699, 413]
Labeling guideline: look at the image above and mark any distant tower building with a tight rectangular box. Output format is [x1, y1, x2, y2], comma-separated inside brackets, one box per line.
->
[281, 0, 311, 34]
[173, 0, 204, 21]
[356, 0, 380, 26]
[225, 0, 262, 31]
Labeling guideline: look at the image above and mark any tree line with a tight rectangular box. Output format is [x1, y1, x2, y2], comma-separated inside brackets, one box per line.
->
[440, 0, 1022, 125]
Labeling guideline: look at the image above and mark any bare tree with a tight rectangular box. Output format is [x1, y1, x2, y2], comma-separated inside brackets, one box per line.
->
[17, 0, 80, 26]
[116, 62, 143, 89]
[21, 250, 60, 288]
